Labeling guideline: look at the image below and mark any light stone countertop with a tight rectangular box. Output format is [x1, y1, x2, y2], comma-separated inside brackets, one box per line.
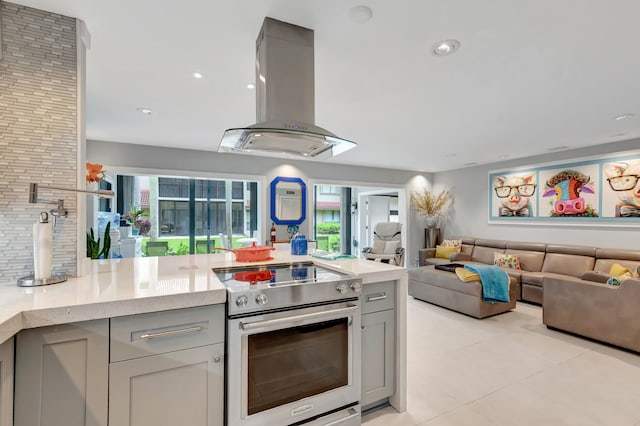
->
[0, 251, 405, 344]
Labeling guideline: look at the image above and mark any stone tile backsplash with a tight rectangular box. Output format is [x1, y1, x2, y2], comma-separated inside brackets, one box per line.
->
[0, 2, 78, 283]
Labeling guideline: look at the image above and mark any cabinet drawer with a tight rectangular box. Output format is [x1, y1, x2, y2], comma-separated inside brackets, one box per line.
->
[111, 304, 224, 362]
[362, 281, 395, 314]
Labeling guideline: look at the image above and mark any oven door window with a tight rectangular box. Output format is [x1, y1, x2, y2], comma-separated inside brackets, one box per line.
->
[247, 317, 349, 416]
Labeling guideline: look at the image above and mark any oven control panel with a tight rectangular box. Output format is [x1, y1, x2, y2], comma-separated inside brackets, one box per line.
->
[228, 278, 363, 316]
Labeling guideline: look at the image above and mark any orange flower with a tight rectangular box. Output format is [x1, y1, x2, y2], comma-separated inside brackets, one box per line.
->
[86, 162, 106, 183]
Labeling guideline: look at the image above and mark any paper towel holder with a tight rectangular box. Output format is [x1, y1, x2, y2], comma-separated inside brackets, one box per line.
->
[18, 183, 116, 287]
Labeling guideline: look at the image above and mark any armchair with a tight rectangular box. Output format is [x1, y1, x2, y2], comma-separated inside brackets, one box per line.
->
[362, 222, 405, 266]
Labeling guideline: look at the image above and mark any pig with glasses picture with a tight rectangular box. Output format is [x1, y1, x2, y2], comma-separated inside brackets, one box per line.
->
[493, 174, 536, 217]
[605, 161, 640, 217]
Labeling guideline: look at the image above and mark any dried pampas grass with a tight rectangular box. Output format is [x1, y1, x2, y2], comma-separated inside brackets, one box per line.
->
[410, 188, 453, 216]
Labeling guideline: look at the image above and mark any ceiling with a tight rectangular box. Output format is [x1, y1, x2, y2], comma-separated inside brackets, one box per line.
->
[10, 0, 640, 172]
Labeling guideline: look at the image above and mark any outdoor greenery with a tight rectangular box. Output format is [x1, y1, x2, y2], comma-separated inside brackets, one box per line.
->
[316, 222, 341, 234]
[141, 235, 248, 256]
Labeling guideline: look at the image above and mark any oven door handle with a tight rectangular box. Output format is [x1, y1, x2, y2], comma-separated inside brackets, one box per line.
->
[240, 304, 359, 331]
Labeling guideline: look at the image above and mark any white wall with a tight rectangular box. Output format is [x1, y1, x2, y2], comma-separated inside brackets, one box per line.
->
[88, 141, 432, 258]
[434, 138, 640, 250]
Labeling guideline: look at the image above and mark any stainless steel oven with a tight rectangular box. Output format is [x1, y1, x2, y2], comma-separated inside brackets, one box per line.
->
[217, 262, 362, 426]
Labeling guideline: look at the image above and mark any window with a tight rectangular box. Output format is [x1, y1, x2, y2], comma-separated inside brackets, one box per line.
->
[319, 185, 339, 195]
[314, 185, 351, 254]
[111, 175, 259, 256]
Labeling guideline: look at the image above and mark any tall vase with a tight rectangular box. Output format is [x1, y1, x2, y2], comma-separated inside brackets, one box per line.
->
[424, 214, 440, 249]
[424, 214, 439, 229]
[424, 228, 441, 249]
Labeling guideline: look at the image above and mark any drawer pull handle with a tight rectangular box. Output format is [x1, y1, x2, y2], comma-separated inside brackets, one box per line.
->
[366, 293, 387, 302]
[241, 305, 358, 331]
[139, 325, 204, 340]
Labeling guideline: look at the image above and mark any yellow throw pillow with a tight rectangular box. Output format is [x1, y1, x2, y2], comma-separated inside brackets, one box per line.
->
[609, 263, 630, 277]
[455, 268, 480, 282]
[435, 245, 460, 259]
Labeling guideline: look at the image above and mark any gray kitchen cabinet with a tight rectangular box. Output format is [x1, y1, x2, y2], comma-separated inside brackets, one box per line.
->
[14, 319, 109, 426]
[109, 343, 224, 426]
[109, 304, 225, 426]
[361, 281, 396, 408]
[0, 337, 14, 426]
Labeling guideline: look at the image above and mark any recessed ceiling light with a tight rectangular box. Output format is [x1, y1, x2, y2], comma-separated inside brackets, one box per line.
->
[136, 108, 152, 115]
[247, 83, 255, 89]
[432, 39, 461, 56]
[349, 5, 373, 23]
[614, 113, 634, 121]
[193, 72, 203, 79]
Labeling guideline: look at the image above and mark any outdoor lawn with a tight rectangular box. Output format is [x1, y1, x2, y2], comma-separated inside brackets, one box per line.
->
[141, 235, 251, 256]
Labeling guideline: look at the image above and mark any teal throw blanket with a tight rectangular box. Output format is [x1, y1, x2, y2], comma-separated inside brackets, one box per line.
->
[464, 264, 510, 303]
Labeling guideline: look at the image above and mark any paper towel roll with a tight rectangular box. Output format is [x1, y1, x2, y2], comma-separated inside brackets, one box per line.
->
[33, 220, 52, 280]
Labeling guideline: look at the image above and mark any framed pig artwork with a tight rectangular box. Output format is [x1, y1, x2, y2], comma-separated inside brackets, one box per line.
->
[602, 157, 640, 219]
[490, 171, 538, 218]
[489, 149, 640, 227]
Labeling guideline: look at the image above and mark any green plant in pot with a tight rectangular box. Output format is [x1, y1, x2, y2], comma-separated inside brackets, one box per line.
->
[87, 222, 111, 259]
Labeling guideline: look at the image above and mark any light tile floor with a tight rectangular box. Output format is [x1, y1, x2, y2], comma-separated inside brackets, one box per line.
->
[362, 297, 640, 426]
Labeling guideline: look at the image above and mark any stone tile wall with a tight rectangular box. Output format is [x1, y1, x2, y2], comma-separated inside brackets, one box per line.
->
[0, 2, 78, 283]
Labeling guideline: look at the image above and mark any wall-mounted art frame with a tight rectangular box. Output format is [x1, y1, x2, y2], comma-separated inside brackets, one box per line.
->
[488, 150, 640, 227]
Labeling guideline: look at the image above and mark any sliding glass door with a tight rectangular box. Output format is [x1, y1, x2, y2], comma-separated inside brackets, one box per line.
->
[100, 174, 260, 257]
[313, 185, 352, 254]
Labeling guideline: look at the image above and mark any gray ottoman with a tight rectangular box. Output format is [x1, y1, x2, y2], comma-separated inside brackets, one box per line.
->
[408, 265, 519, 319]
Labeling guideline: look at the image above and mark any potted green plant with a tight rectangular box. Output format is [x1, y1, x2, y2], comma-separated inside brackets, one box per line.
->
[87, 222, 111, 259]
[124, 206, 145, 236]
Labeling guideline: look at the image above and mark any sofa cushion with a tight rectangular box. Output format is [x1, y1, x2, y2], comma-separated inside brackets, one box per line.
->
[460, 244, 474, 255]
[521, 271, 583, 287]
[596, 248, 640, 262]
[410, 267, 482, 297]
[474, 239, 507, 249]
[541, 253, 595, 278]
[545, 244, 597, 257]
[505, 249, 545, 272]
[593, 249, 640, 274]
[506, 241, 547, 252]
[472, 245, 505, 264]
[580, 270, 610, 283]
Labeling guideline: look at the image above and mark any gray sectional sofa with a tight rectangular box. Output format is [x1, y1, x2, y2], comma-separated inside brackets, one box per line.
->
[408, 265, 519, 318]
[417, 238, 639, 304]
[411, 238, 640, 351]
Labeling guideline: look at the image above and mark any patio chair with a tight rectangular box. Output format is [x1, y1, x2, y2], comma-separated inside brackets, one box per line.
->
[146, 241, 168, 257]
[196, 240, 216, 254]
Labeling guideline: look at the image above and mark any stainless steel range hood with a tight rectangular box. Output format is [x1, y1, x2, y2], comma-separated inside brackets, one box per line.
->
[219, 17, 356, 159]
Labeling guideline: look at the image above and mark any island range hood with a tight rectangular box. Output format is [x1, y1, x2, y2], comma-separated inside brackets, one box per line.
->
[219, 17, 356, 159]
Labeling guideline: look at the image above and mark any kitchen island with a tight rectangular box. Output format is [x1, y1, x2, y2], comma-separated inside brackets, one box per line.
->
[0, 251, 407, 425]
